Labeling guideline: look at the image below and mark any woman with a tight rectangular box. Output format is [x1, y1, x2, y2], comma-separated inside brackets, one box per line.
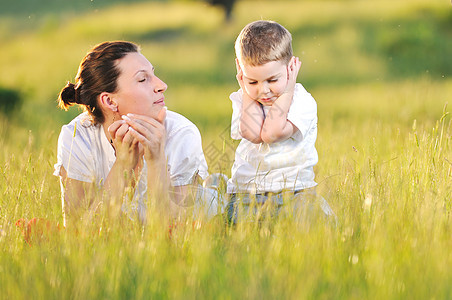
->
[54, 41, 220, 226]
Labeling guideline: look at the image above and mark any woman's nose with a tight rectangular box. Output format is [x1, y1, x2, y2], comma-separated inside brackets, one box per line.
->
[154, 76, 167, 93]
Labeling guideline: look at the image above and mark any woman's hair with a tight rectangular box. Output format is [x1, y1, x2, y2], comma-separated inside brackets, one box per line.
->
[58, 41, 139, 124]
[235, 20, 293, 66]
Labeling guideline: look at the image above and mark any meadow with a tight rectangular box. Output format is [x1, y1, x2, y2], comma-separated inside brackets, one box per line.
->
[0, 0, 451, 298]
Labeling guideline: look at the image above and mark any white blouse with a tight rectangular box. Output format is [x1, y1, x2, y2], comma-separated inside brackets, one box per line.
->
[54, 110, 214, 222]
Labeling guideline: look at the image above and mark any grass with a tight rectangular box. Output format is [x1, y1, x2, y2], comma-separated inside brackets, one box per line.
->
[0, 0, 451, 299]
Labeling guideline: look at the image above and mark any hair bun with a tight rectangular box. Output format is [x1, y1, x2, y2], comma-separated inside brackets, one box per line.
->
[59, 82, 81, 108]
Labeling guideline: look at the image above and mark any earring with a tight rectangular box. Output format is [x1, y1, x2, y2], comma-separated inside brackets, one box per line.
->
[110, 114, 116, 144]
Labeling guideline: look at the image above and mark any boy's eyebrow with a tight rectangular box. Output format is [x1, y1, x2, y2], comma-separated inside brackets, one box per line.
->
[243, 75, 256, 81]
[266, 74, 280, 80]
[244, 73, 281, 81]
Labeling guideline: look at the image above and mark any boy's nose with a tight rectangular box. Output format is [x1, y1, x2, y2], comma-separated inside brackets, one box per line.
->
[260, 83, 270, 95]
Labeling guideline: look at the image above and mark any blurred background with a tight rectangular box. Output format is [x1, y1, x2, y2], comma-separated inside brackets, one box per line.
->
[0, 0, 450, 176]
[1, 3, 451, 298]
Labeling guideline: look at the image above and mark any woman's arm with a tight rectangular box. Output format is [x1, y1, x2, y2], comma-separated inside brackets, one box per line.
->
[59, 167, 95, 223]
[60, 161, 137, 225]
[60, 120, 142, 224]
[124, 108, 187, 217]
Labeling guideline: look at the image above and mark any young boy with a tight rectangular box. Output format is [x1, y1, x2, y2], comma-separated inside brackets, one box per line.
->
[227, 20, 334, 223]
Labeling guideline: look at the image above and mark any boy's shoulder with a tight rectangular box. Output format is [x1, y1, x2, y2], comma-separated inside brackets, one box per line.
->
[294, 83, 316, 106]
[290, 83, 317, 118]
[229, 88, 243, 101]
[294, 83, 314, 100]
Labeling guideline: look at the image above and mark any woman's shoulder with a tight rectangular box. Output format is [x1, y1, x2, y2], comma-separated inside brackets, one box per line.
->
[59, 112, 100, 141]
[61, 112, 93, 127]
[165, 110, 200, 136]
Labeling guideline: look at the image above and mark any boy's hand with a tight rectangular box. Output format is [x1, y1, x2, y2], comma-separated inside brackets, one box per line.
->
[235, 58, 246, 91]
[235, 58, 256, 105]
[261, 57, 300, 144]
[284, 56, 301, 96]
[235, 59, 265, 143]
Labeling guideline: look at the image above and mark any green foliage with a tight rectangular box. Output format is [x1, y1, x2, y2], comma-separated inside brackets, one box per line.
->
[0, 86, 22, 115]
[0, 0, 151, 16]
[0, 0, 451, 299]
[362, 7, 452, 78]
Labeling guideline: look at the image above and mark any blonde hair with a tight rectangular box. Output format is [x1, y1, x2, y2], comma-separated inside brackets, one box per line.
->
[235, 20, 293, 66]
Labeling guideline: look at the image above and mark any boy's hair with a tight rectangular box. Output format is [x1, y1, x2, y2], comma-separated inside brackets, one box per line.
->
[235, 20, 293, 66]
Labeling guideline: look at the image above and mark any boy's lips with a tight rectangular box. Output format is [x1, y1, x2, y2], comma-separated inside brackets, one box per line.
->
[260, 97, 273, 103]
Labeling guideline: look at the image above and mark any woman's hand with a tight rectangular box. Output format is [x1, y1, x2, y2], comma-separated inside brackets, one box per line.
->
[122, 107, 167, 164]
[108, 120, 141, 171]
[122, 108, 171, 214]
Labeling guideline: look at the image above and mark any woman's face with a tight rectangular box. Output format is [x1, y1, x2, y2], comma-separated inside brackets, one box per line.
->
[112, 52, 167, 118]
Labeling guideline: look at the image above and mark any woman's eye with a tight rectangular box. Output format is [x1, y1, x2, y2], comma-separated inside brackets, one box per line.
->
[248, 81, 257, 85]
[138, 78, 146, 82]
[268, 79, 277, 83]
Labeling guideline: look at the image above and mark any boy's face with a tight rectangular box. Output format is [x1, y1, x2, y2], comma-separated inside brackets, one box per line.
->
[239, 60, 288, 106]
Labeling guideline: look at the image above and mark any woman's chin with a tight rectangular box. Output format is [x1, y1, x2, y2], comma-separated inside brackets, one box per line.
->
[146, 106, 165, 118]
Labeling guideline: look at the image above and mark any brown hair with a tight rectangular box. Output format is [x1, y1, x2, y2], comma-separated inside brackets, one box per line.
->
[58, 41, 139, 124]
[235, 20, 293, 66]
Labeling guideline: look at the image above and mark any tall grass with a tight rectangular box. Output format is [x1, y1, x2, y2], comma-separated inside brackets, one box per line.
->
[0, 0, 451, 298]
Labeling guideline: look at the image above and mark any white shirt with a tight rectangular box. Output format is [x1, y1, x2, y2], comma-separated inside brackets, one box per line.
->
[54, 110, 211, 222]
[227, 83, 318, 193]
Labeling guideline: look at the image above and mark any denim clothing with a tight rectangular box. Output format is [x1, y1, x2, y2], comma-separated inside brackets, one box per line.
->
[226, 188, 336, 225]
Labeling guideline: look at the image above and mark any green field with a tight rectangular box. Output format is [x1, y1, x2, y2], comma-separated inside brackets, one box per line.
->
[1, 0, 451, 298]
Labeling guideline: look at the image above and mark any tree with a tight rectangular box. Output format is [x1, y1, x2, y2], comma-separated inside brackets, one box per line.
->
[206, 0, 236, 21]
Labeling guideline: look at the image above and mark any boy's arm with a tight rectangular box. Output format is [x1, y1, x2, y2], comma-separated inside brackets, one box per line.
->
[235, 60, 264, 144]
[261, 94, 295, 143]
[261, 57, 301, 143]
[239, 92, 264, 143]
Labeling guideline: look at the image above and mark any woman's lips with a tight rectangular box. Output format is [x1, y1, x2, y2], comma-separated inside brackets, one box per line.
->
[154, 98, 165, 105]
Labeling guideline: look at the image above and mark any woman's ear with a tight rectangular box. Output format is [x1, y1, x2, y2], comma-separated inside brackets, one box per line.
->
[99, 92, 118, 112]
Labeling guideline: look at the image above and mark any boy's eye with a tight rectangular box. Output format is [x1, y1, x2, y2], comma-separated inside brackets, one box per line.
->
[268, 79, 278, 83]
[248, 81, 257, 85]
[138, 78, 146, 82]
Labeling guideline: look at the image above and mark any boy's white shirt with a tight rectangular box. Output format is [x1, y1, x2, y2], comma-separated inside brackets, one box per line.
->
[228, 83, 318, 194]
[54, 110, 212, 221]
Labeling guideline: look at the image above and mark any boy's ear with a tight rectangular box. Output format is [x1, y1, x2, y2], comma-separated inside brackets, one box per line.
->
[288, 56, 295, 71]
[99, 92, 118, 112]
[235, 58, 242, 73]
